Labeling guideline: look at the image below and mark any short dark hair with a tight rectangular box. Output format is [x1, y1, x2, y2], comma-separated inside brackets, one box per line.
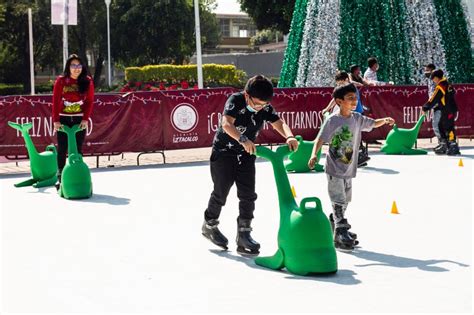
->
[368, 57, 378, 68]
[349, 64, 360, 74]
[430, 69, 444, 80]
[244, 75, 273, 102]
[335, 71, 349, 82]
[333, 83, 357, 100]
[425, 63, 436, 70]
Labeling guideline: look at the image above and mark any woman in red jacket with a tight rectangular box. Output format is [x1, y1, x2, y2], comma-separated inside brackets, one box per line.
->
[52, 54, 94, 184]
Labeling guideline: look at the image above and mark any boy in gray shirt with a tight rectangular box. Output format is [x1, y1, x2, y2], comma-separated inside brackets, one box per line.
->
[308, 83, 394, 251]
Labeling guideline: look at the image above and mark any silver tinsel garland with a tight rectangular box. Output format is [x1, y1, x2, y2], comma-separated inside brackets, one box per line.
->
[295, 0, 320, 87]
[295, 0, 341, 87]
[404, 0, 447, 85]
[305, 0, 341, 87]
[461, 0, 472, 40]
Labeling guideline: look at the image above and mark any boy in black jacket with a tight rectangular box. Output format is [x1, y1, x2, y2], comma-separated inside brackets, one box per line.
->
[422, 69, 460, 155]
[202, 75, 299, 256]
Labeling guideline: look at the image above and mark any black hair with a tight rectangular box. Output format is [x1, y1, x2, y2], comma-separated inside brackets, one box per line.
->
[367, 57, 378, 68]
[333, 83, 357, 100]
[349, 64, 360, 74]
[244, 75, 273, 102]
[63, 54, 91, 94]
[430, 69, 444, 80]
[424, 63, 436, 70]
[335, 71, 349, 82]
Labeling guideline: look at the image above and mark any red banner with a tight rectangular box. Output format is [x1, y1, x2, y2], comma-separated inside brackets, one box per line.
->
[1, 85, 473, 157]
[160, 88, 235, 150]
[257, 87, 332, 144]
[360, 85, 474, 140]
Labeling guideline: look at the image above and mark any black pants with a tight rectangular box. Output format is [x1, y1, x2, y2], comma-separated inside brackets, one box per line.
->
[438, 111, 456, 142]
[204, 152, 257, 222]
[57, 116, 86, 172]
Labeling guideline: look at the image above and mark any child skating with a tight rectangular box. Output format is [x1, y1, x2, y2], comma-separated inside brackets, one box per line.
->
[202, 75, 299, 256]
[308, 83, 395, 251]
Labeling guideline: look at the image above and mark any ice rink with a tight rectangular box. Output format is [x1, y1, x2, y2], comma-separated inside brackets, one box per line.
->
[1, 147, 472, 313]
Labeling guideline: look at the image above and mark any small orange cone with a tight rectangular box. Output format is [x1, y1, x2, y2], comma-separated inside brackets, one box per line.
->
[458, 158, 464, 167]
[391, 201, 399, 214]
[291, 186, 297, 198]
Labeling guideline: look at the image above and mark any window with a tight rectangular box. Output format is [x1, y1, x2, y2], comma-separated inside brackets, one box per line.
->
[219, 19, 230, 37]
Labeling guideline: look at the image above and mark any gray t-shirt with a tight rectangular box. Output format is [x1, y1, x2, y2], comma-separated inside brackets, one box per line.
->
[317, 112, 375, 179]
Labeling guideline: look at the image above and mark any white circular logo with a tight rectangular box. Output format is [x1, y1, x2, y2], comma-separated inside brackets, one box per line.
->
[171, 103, 199, 133]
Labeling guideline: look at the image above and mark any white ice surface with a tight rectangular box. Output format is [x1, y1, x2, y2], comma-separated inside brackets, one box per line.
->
[1, 149, 473, 313]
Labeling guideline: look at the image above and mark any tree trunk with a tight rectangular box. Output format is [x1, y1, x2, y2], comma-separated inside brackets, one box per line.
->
[22, 31, 31, 94]
[93, 55, 104, 88]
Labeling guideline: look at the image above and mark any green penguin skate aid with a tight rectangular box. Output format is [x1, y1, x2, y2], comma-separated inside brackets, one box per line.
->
[58, 124, 92, 199]
[284, 135, 324, 173]
[255, 145, 337, 275]
[381, 114, 427, 155]
[8, 122, 58, 188]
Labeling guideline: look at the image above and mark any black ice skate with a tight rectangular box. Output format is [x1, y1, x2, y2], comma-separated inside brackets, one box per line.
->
[357, 144, 370, 168]
[236, 218, 260, 256]
[434, 141, 447, 155]
[334, 219, 356, 252]
[329, 214, 358, 246]
[202, 219, 228, 250]
[433, 140, 443, 151]
[447, 141, 461, 156]
[357, 155, 370, 168]
[55, 172, 62, 191]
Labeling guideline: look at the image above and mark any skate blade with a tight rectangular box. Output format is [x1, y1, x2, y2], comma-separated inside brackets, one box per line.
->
[336, 247, 354, 253]
[236, 247, 259, 257]
[201, 234, 228, 250]
[237, 251, 259, 257]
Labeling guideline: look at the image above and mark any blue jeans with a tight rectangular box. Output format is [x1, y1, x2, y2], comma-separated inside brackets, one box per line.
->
[432, 110, 442, 142]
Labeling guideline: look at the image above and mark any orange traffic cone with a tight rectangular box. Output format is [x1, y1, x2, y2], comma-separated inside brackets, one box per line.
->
[458, 158, 464, 167]
[391, 201, 399, 214]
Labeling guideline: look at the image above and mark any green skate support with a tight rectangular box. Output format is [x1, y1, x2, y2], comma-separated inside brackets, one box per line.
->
[284, 135, 324, 173]
[381, 114, 427, 155]
[58, 124, 92, 199]
[7, 122, 57, 188]
[255, 146, 337, 276]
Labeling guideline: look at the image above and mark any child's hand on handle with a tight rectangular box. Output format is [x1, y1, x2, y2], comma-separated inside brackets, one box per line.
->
[308, 154, 318, 170]
[286, 136, 299, 151]
[241, 140, 256, 155]
[384, 117, 395, 126]
[53, 122, 63, 131]
[79, 120, 88, 130]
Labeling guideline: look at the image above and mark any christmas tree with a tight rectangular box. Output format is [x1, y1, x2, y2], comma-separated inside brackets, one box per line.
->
[279, 0, 473, 87]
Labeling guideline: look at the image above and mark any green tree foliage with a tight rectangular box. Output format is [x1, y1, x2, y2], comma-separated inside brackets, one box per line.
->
[238, 0, 296, 34]
[250, 29, 283, 47]
[0, 0, 220, 89]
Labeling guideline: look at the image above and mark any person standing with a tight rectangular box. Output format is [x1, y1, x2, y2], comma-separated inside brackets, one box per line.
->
[52, 54, 94, 187]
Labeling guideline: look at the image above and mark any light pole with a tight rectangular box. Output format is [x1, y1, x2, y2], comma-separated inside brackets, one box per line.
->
[63, 0, 69, 67]
[194, 0, 203, 89]
[105, 0, 112, 87]
[28, 8, 35, 95]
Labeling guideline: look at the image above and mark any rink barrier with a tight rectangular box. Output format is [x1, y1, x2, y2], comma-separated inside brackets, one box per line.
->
[1, 85, 473, 159]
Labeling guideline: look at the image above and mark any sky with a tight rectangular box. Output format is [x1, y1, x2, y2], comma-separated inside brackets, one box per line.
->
[214, 0, 243, 14]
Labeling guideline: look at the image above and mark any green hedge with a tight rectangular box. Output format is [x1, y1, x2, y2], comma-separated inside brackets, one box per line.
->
[0, 83, 23, 95]
[125, 64, 246, 87]
[0, 83, 53, 96]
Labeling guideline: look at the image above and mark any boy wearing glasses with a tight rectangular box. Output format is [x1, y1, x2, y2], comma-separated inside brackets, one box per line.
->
[202, 75, 299, 256]
[308, 83, 394, 251]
